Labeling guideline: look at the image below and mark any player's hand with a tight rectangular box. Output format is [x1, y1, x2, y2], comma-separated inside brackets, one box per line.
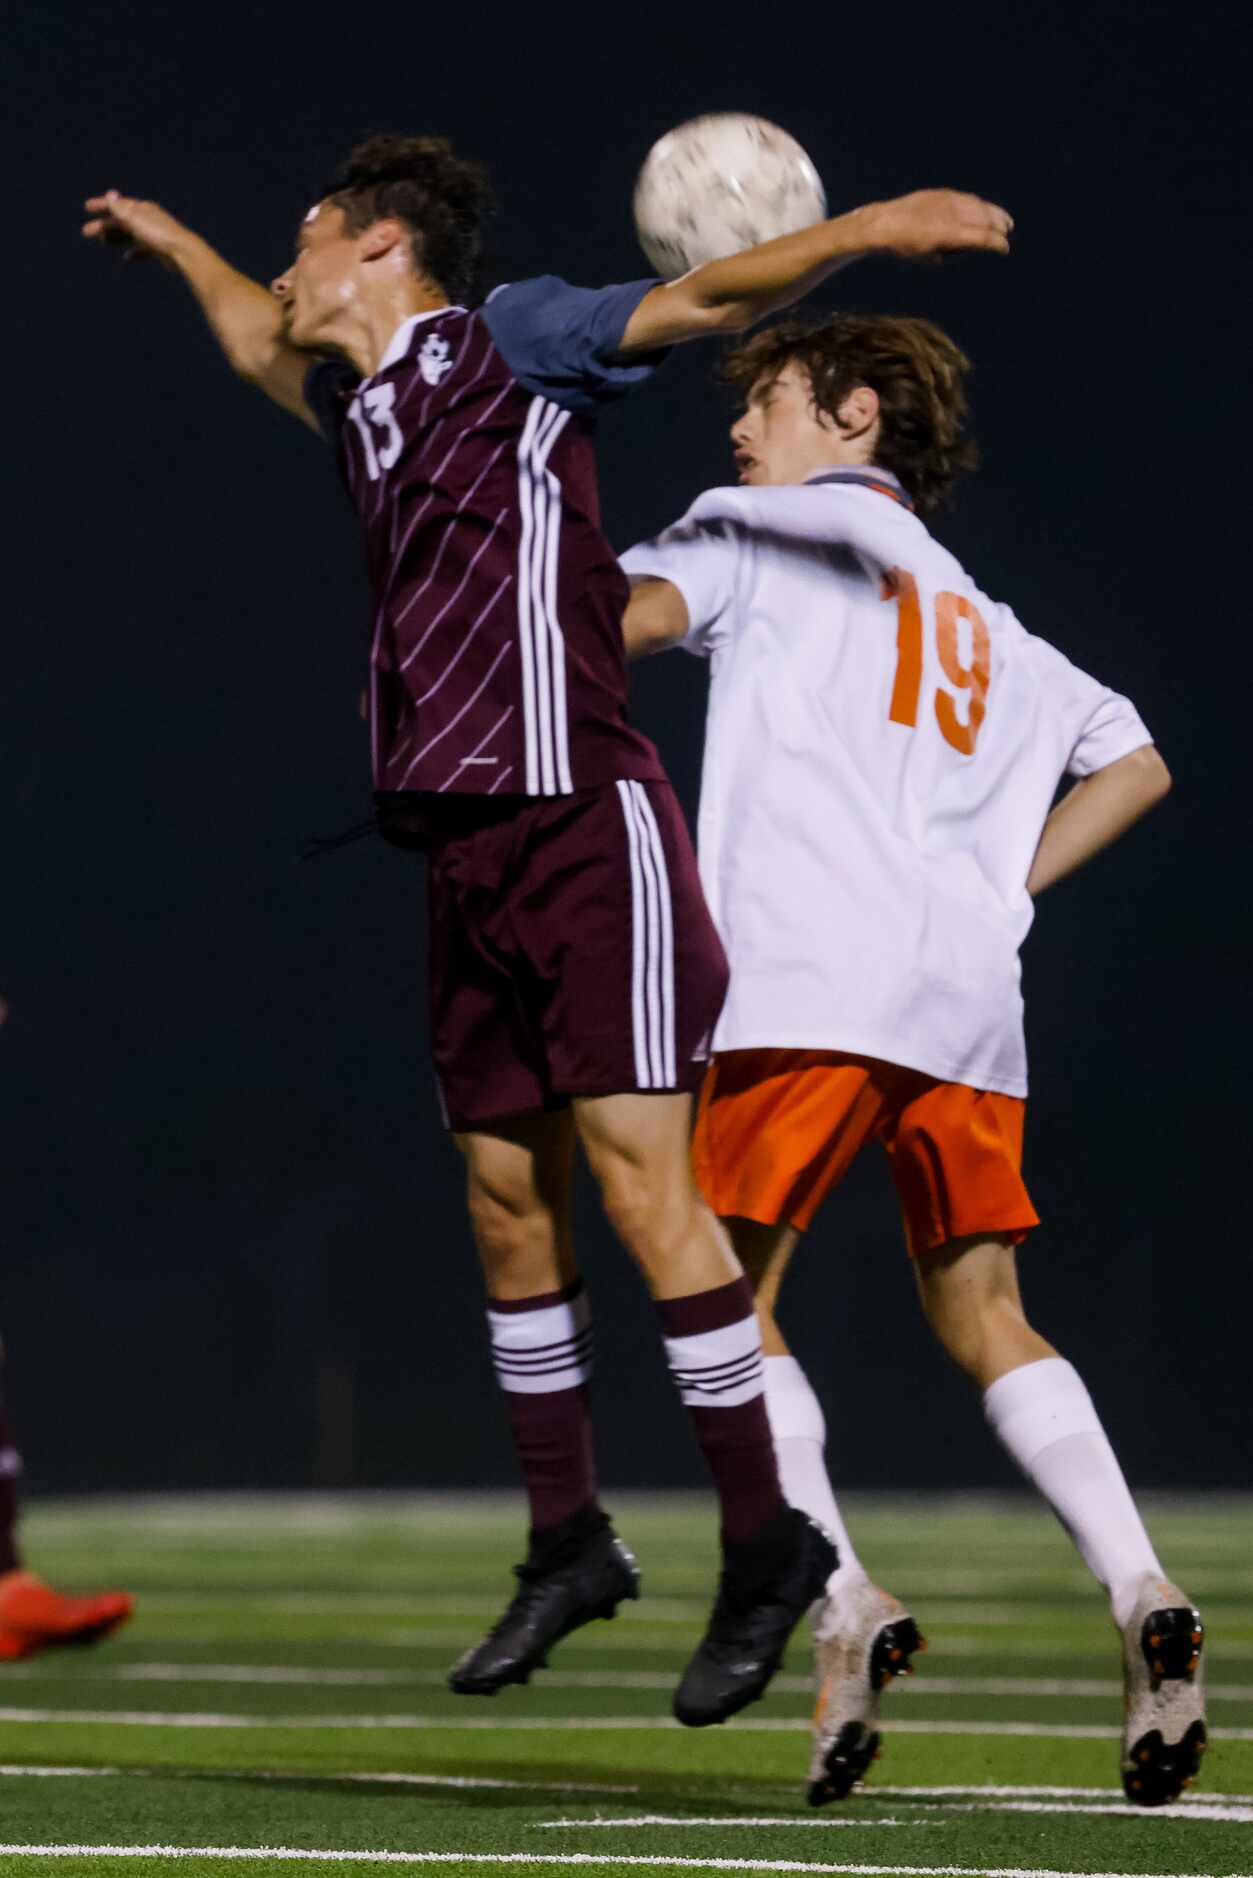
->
[82, 191, 189, 264]
[867, 189, 1013, 258]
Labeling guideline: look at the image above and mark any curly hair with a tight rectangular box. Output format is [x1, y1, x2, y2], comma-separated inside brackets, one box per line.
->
[324, 133, 495, 304]
[722, 313, 978, 516]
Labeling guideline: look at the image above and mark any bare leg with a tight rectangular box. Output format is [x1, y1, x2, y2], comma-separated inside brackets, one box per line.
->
[913, 1233, 1056, 1388]
[573, 1091, 739, 1299]
[457, 1110, 576, 1301]
[725, 1216, 800, 1356]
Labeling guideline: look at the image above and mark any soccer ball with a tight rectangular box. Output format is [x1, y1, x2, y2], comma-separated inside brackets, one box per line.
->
[633, 114, 827, 281]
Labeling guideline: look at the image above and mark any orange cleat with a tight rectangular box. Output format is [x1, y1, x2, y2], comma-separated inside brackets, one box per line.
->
[0, 1570, 133, 1661]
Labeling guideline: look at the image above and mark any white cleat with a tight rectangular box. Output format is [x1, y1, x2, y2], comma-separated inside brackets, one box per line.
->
[1120, 1572, 1207, 1805]
[807, 1576, 925, 1806]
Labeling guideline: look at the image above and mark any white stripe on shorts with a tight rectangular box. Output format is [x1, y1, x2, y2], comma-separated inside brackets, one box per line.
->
[615, 780, 676, 1090]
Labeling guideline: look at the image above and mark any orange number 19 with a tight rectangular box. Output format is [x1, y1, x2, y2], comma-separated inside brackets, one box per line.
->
[882, 569, 991, 756]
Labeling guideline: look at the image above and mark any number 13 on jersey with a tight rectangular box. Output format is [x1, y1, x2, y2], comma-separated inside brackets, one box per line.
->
[884, 568, 991, 756]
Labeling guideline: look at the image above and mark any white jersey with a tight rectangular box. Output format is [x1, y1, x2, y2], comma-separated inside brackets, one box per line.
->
[620, 469, 1152, 1097]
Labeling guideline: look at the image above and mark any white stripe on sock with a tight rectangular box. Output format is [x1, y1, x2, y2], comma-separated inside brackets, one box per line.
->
[665, 1315, 764, 1409]
[488, 1291, 592, 1396]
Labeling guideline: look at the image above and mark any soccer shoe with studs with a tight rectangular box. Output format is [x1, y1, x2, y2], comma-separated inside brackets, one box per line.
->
[0, 1570, 134, 1662]
[807, 1576, 926, 1805]
[673, 1505, 838, 1727]
[1120, 1572, 1207, 1805]
[447, 1513, 640, 1695]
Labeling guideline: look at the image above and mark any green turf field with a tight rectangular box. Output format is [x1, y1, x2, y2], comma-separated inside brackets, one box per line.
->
[0, 1493, 1248, 1878]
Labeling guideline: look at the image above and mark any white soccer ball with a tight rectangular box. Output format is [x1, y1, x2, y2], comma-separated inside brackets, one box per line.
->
[633, 113, 827, 281]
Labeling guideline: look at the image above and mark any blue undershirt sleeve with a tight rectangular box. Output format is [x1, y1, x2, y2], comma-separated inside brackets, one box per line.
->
[304, 359, 359, 443]
[482, 276, 667, 414]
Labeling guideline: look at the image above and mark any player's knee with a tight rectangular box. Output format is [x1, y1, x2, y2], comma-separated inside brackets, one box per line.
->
[595, 1158, 688, 1266]
[464, 1166, 548, 1267]
[924, 1284, 1034, 1384]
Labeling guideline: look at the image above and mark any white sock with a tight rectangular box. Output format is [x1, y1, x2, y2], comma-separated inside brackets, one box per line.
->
[983, 1356, 1164, 1625]
[763, 1354, 863, 1595]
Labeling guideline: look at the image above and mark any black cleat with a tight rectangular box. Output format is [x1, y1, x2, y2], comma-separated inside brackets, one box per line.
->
[674, 1505, 837, 1727]
[1120, 1574, 1207, 1805]
[448, 1508, 640, 1696]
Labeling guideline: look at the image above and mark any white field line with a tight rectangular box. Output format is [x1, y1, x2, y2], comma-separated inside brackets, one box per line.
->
[540, 1798, 1253, 1825]
[339, 1774, 641, 1796]
[7, 1767, 1252, 1813]
[126, 1595, 1251, 1628]
[874, 1783, 1253, 1801]
[540, 1823, 926, 1834]
[0, 1765, 636, 1795]
[2, 1855, 1251, 1878]
[938, 1635, 1253, 1660]
[130, 1595, 710, 1624]
[133, 1572, 1121, 1596]
[0, 1765, 121, 1778]
[11, 1662, 1251, 1703]
[1, 1705, 1252, 1741]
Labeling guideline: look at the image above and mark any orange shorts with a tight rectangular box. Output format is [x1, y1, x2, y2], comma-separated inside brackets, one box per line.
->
[693, 1049, 1039, 1258]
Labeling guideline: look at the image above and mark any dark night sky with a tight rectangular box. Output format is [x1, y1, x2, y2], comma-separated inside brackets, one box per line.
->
[4, 0, 1248, 1496]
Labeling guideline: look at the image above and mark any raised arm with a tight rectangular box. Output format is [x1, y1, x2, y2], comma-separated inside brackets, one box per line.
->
[617, 189, 1013, 354]
[1026, 745, 1172, 897]
[82, 192, 317, 430]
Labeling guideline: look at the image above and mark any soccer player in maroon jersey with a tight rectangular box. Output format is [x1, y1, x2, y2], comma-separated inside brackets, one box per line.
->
[84, 139, 1010, 1723]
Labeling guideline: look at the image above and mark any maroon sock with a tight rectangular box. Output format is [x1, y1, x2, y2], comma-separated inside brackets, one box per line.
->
[0, 1385, 23, 1575]
[487, 1279, 599, 1536]
[656, 1276, 785, 1545]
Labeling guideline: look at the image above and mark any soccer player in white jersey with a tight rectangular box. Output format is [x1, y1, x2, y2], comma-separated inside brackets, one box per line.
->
[619, 313, 1205, 1805]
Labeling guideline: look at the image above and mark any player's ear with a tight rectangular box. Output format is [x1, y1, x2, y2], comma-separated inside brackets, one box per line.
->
[359, 217, 409, 264]
[836, 385, 879, 442]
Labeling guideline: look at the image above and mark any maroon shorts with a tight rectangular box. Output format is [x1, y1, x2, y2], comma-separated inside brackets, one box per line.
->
[424, 781, 729, 1132]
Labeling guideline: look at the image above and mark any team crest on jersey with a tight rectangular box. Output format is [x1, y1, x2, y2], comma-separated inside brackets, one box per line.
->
[418, 333, 454, 386]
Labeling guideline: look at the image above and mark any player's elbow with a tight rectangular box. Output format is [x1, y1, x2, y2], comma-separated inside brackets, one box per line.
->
[622, 579, 688, 659]
[1135, 743, 1172, 805]
[711, 299, 758, 331]
[668, 280, 756, 334]
[623, 612, 677, 660]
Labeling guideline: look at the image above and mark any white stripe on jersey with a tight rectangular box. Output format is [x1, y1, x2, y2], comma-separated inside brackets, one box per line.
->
[540, 420, 573, 794]
[517, 397, 572, 795]
[516, 401, 543, 792]
[616, 781, 676, 1089]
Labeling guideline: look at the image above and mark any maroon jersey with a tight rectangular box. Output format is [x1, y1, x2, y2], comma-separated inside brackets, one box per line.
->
[306, 278, 669, 798]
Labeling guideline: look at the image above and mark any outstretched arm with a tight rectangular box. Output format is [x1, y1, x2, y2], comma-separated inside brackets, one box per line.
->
[1026, 745, 1171, 897]
[82, 192, 317, 429]
[617, 189, 1013, 354]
